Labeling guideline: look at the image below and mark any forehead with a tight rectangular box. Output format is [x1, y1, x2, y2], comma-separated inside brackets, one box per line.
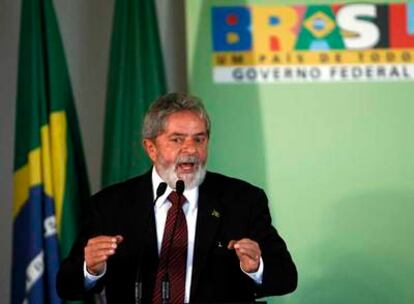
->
[163, 110, 207, 134]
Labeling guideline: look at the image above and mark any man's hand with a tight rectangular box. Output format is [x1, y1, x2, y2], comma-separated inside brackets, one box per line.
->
[228, 238, 261, 273]
[84, 235, 123, 275]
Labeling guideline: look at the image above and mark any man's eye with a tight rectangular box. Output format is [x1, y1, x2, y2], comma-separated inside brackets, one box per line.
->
[171, 137, 183, 143]
[194, 136, 206, 144]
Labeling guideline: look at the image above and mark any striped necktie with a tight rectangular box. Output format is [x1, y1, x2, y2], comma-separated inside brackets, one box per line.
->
[152, 191, 187, 304]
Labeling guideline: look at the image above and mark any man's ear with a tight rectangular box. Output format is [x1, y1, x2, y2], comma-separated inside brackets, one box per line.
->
[143, 138, 157, 162]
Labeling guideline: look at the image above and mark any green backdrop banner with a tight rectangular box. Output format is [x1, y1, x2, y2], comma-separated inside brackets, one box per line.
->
[186, 1, 414, 303]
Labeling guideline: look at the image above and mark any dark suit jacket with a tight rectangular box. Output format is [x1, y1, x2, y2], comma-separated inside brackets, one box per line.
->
[57, 171, 297, 303]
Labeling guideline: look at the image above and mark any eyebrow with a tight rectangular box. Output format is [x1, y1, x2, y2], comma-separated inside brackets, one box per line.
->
[169, 132, 207, 137]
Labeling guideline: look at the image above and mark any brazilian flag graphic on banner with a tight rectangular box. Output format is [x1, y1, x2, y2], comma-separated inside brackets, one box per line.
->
[11, 0, 90, 303]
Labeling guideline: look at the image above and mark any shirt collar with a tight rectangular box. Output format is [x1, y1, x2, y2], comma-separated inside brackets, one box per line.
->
[151, 167, 198, 211]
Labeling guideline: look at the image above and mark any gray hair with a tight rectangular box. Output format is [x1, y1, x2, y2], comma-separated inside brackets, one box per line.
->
[142, 92, 211, 139]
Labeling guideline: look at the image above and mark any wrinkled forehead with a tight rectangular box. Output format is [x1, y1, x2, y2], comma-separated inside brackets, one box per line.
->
[161, 110, 209, 134]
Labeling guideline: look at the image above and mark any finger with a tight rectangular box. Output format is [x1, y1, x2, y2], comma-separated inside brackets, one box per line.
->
[234, 240, 261, 260]
[233, 246, 258, 261]
[228, 239, 259, 252]
[231, 238, 258, 247]
[233, 238, 258, 248]
[87, 254, 109, 267]
[85, 249, 114, 270]
[234, 244, 260, 257]
[86, 255, 109, 275]
[85, 242, 118, 264]
[85, 248, 115, 263]
[87, 236, 119, 245]
[234, 242, 259, 253]
[237, 248, 261, 262]
[115, 235, 124, 244]
[87, 241, 118, 252]
[86, 246, 116, 259]
[227, 240, 237, 249]
[86, 236, 121, 256]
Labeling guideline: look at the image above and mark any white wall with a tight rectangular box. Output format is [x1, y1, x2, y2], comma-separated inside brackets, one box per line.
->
[0, 0, 186, 301]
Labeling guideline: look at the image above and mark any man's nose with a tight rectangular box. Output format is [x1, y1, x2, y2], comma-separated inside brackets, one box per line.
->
[181, 138, 197, 153]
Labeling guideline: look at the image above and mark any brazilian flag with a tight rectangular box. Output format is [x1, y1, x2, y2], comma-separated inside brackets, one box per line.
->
[11, 0, 90, 303]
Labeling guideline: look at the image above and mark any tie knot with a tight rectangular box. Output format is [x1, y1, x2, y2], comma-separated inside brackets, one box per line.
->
[167, 191, 186, 207]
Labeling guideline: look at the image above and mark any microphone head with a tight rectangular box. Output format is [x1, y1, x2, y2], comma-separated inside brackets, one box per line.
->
[175, 180, 185, 195]
[157, 182, 167, 197]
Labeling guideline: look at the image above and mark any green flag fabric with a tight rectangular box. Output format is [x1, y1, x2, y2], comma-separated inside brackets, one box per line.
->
[11, 0, 90, 303]
[101, 0, 166, 187]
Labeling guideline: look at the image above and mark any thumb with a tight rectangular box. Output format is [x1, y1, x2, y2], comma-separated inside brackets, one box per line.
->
[227, 240, 237, 249]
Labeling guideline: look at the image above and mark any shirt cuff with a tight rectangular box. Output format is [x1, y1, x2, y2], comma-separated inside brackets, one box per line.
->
[240, 257, 264, 285]
[83, 261, 106, 289]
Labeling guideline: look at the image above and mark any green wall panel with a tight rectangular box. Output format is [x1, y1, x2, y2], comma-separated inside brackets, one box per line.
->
[186, 1, 414, 303]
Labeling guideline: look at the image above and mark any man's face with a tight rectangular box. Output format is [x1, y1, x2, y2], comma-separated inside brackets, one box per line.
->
[143, 110, 209, 189]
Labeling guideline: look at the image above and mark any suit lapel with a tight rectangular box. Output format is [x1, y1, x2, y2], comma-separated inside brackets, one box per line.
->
[190, 174, 222, 299]
[130, 171, 158, 264]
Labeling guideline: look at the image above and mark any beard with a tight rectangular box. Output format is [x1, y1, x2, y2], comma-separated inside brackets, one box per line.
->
[157, 154, 206, 190]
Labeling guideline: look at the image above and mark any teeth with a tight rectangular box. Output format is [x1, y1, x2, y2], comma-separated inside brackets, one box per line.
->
[179, 163, 195, 169]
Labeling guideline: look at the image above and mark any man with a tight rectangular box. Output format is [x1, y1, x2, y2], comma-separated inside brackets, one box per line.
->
[57, 93, 297, 303]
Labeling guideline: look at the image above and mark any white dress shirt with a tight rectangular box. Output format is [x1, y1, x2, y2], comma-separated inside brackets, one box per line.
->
[84, 167, 263, 302]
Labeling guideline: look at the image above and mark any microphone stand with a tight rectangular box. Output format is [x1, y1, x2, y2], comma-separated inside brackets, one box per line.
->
[135, 182, 167, 304]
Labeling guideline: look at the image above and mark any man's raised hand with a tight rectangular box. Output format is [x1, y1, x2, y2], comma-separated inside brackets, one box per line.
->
[228, 238, 261, 273]
[84, 235, 123, 275]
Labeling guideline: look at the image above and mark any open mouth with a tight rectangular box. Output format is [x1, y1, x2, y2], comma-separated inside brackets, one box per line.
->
[177, 162, 197, 172]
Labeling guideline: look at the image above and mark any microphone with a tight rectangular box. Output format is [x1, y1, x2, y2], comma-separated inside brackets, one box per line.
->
[135, 182, 167, 304]
[155, 182, 168, 203]
[161, 180, 185, 304]
[175, 180, 185, 196]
